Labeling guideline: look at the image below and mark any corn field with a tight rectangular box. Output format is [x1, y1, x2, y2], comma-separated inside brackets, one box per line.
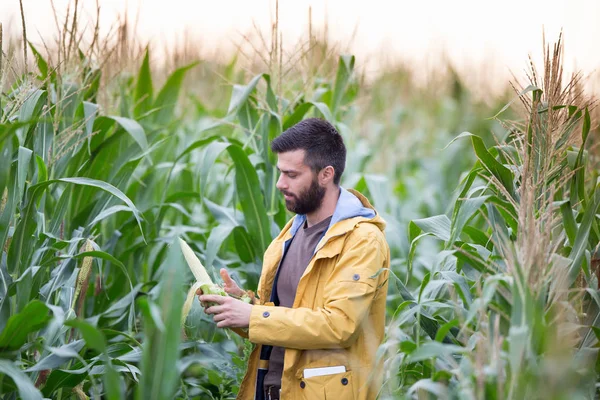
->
[0, 5, 599, 399]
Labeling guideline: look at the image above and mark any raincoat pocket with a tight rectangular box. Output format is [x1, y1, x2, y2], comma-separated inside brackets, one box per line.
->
[301, 370, 354, 400]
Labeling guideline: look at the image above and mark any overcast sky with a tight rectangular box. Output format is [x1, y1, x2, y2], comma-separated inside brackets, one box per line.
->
[1, 0, 599, 83]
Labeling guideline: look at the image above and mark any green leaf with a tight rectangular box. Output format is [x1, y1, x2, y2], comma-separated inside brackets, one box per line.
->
[153, 62, 198, 123]
[29, 42, 50, 81]
[283, 102, 313, 130]
[17, 146, 33, 200]
[0, 359, 43, 400]
[42, 369, 87, 396]
[490, 84, 540, 119]
[582, 107, 591, 144]
[16, 89, 47, 145]
[233, 226, 256, 263]
[134, 48, 154, 118]
[26, 340, 86, 371]
[330, 55, 355, 116]
[435, 319, 460, 343]
[88, 205, 133, 227]
[200, 141, 231, 197]
[227, 73, 264, 114]
[35, 154, 47, 184]
[59, 177, 145, 240]
[412, 215, 451, 242]
[471, 135, 514, 197]
[560, 201, 577, 245]
[66, 320, 122, 400]
[449, 195, 489, 247]
[204, 223, 236, 276]
[95, 116, 149, 152]
[406, 341, 467, 363]
[568, 188, 600, 285]
[226, 144, 272, 256]
[462, 226, 490, 247]
[408, 220, 422, 244]
[0, 300, 50, 351]
[408, 379, 448, 397]
[66, 320, 106, 353]
[137, 240, 185, 400]
[8, 177, 144, 276]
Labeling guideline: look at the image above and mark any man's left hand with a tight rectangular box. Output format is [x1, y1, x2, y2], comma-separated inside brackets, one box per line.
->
[200, 295, 252, 328]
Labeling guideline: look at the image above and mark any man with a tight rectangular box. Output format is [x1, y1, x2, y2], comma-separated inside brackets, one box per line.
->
[200, 118, 390, 400]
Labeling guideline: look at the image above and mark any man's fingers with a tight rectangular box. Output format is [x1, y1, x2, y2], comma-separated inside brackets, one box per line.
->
[212, 313, 227, 322]
[220, 268, 233, 285]
[200, 294, 225, 304]
[205, 305, 225, 315]
[216, 320, 228, 329]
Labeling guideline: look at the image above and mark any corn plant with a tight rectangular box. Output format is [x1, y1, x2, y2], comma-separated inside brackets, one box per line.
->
[383, 36, 600, 399]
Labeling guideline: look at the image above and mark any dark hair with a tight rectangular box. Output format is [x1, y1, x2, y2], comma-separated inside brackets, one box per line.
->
[271, 118, 346, 185]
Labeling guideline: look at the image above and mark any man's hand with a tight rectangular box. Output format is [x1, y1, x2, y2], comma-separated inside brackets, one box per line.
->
[195, 268, 245, 298]
[200, 294, 252, 328]
[219, 268, 246, 297]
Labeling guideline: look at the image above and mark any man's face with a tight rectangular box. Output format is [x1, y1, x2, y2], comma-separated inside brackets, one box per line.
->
[275, 150, 326, 215]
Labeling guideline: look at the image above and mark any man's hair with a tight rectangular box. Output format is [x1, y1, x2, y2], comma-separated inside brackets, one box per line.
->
[271, 118, 346, 185]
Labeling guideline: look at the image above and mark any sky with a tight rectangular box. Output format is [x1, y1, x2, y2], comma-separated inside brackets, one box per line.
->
[1, 0, 599, 84]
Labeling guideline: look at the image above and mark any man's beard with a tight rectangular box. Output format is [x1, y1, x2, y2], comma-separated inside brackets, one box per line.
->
[282, 177, 326, 215]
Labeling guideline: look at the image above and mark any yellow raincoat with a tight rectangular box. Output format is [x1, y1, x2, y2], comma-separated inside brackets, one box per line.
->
[235, 188, 390, 400]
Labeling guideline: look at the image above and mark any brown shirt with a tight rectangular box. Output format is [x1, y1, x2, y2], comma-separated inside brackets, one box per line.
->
[263, 215, 332, 389]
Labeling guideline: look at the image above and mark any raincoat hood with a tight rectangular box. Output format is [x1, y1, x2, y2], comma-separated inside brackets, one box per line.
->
[287, 187, 386, 246]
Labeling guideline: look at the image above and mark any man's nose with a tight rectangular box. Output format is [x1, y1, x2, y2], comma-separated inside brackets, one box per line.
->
[276, 174, 286, 191]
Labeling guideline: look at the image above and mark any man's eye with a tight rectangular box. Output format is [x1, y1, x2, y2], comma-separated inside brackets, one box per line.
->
[288, 174, 297, 179]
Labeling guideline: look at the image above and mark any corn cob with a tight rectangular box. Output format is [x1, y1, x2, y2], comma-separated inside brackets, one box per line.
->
[178, 238, 251, 325]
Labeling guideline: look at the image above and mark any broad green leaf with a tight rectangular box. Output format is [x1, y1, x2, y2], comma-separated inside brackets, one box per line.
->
[508, 325, 529, 378]
[0, 359, 43, 400]
[29, 42, 49, 81]
[134, 48, 154, 118]
[66, 320, 122, 400]
[153, 62, 198, 123]
[412, 215, 451, 242]
[408, 379, 448, 397]
[283, 102, 313, 130]
[42, 369, 87, 396]
[227, 73, 264, 114]
[560, 201, 577, 245]
[471, 135, 514, 196]
[137, 240, 185, 400]
[0, 300, 50, 351]
[491, 84, 540, 119]
[17, 146, 33, 201]
[35, 154, 47, 184]
[200, 141, 231, 197]
[8, 177, 144, 275]
[204, 223, 236, 277]
[226, 144, 272, 256]
[406, 341, 467, 363]
[95, 116, 148, 152]
[568, 188, 600, 285]
[16, 89, 47, 145]
[330, 55, 355, 116]
[89, 205, 133, 227]
[25, 340, 86, 372]
[449, 195, 489, 246]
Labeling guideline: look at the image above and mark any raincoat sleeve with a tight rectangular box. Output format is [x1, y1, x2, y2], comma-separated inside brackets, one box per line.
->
[248, 230, 388, 349]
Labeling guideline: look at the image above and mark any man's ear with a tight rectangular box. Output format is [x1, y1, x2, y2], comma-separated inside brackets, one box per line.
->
[319, 166, 335, 185]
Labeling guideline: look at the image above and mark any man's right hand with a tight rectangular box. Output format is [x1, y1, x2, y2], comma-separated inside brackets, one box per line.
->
[195, 268, 246, 299]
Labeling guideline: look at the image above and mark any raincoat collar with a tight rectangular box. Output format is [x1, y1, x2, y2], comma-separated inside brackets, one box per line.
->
[287, 187, 377, 241]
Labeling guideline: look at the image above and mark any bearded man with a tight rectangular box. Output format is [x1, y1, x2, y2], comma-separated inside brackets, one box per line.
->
[199, 118, 390, 400]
